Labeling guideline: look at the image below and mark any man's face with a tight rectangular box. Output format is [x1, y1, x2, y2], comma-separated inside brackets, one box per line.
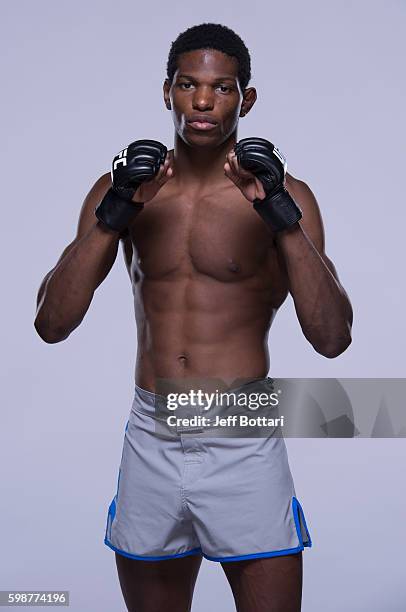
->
[164, 49, 247, 147]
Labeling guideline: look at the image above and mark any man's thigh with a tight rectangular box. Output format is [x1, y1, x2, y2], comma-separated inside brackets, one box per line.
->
[221, 552, 303, 612]
[115, 552, 203, 612]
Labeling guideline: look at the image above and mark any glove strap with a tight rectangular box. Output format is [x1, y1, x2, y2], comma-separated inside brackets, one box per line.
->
[95, 188, 144, 233]
[253, 187, 302, 232]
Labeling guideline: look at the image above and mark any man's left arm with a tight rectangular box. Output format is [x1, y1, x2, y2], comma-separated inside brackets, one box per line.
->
[275, 176, 353, 358]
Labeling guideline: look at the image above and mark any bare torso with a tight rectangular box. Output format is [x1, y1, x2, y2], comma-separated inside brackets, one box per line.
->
[124, 153, 291, 391]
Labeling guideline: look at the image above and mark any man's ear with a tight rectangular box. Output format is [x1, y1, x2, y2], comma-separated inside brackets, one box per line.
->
[163, 79, 171, 110]
[240, 86, 257, 117]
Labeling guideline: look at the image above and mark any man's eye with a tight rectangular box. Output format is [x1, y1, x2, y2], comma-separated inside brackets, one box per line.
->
[179, 83, 231, 93]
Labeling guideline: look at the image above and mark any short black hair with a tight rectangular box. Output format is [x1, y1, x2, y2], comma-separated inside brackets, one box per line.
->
[166, 23, 251, 90]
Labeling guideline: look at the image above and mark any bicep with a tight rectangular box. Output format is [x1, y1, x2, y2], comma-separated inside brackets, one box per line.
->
[51, 173, 112, 266]
[287, 177, 341, 282]
[37, 173, 122, 306]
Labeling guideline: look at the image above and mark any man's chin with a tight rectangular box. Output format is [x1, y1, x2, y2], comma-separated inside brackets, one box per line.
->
[179, 132, 228, 149]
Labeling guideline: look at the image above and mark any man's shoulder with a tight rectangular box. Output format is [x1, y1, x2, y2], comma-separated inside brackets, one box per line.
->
[285, 173, 325, 252]
[96, 171, 111, 189]
[81, 171, 112, 219]
[285, 173, 318, 214]
[286, 172, 310, 194]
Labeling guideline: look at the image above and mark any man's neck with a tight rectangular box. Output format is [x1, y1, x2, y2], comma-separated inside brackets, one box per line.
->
[172, 131, 237, 189]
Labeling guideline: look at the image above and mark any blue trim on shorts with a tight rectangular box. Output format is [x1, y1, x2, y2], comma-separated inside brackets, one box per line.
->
[109, 497, 117, 522]
[292, 496, 312, 548]
[203, 545, 305, 563]
[104, 419, 129, 543]
[104, 538, 203, 561]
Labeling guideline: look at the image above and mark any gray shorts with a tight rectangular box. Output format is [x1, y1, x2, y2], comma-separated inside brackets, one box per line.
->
[104, 378, 312, 562]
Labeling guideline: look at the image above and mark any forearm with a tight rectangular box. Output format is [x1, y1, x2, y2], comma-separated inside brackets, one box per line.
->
[34, 222, 120, 343]
[276, 223, 353, 357]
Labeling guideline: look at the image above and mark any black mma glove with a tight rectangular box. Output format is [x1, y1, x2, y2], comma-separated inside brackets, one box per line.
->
[95, 139, 167, 233]
[234, 137, 302, 232]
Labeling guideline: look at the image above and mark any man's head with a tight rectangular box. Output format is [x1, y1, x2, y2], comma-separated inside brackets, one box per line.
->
[163, 23, 257, 146]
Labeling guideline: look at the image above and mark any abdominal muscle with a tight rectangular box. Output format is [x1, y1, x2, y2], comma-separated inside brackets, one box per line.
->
[133, 272, 277, 393]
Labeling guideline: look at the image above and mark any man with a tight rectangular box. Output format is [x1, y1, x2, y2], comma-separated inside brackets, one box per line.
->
[34, 23, 353, 612]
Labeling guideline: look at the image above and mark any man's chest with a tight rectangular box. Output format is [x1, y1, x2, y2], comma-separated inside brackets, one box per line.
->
[128, 186, 284, 285]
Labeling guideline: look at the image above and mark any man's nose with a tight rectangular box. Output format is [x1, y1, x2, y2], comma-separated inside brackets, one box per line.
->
[192, 86, 214, 110]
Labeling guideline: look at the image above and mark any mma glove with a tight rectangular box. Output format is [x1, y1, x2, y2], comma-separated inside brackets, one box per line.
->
[234, 137, 302, 232]
[95, 139, 167, 233]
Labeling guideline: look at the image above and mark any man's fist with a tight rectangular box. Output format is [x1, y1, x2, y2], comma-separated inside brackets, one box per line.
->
[95, 139, 172, 233]
[111, 140, 168, 202]
[230, 137, 302, 232]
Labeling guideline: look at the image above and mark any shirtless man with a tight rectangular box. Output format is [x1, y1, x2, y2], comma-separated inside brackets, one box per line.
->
[34, 23, 353, 612]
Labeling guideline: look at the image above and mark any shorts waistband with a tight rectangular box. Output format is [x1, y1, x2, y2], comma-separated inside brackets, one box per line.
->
[132, 377, 275, 415]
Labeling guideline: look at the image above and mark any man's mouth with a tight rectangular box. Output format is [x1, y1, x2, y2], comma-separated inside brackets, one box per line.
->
[187, 121, 218, 131]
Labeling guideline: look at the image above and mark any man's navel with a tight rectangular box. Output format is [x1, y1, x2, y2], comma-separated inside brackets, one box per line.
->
[177, 354, 188, 366]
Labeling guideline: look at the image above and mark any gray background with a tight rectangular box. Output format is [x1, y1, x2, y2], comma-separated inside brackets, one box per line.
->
[1, 0, 405, 610]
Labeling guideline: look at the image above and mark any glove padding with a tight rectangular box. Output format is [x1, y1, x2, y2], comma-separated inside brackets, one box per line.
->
[234, 137, 302, 232]
[95, 139, 167, 233]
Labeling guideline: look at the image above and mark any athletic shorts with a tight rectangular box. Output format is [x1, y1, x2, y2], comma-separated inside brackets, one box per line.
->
[104, 377, 312, 562]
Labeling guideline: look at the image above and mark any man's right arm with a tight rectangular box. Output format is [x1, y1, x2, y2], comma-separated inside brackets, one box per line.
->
[35, 139, 173, 343]
[34, 173, 128, 343]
